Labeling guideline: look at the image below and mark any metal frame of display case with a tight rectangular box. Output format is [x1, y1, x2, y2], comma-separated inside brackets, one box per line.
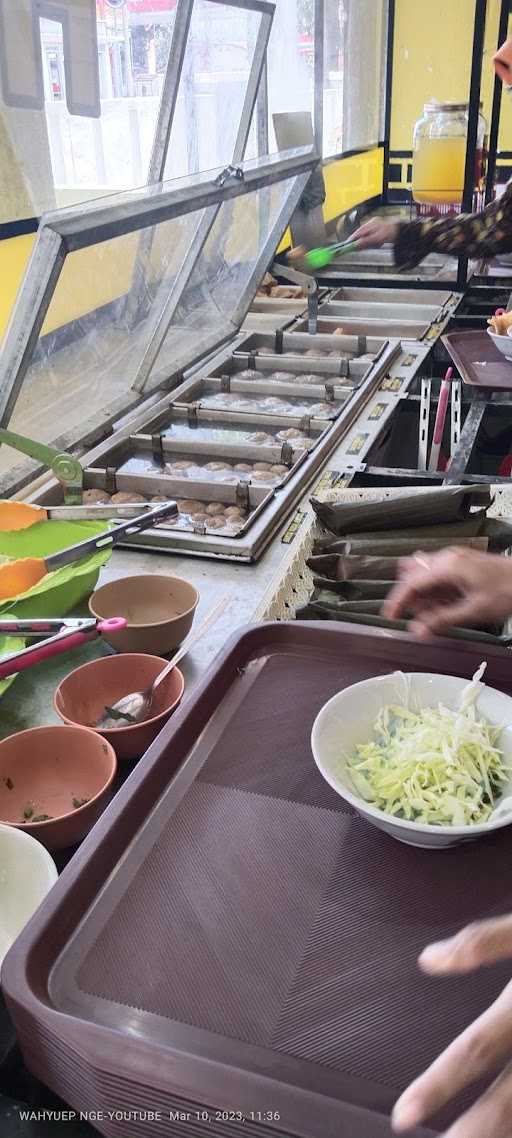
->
[126, 0, 275, 330]
[24, 335, 418, 561]
[0, 148, 316, 462]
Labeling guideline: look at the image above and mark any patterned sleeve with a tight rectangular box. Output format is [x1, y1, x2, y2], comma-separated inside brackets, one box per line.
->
[393, 181, 512, 269]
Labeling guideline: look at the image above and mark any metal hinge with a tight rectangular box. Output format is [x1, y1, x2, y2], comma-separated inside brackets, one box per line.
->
[215, 165, 244, 187]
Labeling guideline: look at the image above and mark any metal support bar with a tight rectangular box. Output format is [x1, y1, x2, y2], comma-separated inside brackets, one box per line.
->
[457, 0, 487, 290]
[382, 0, 396, 201]
[485, 0, 509, 205]
[418, 377, 431, 470]
[131, 207, 220, 394]
[313, 0, 325, 151]
[256, 58, 269, 157]
[451, 379, 462, 457]
[443, 391, 487, 484]
[232, 10, 273, 164]
[146, 0, 194, 186]
[230, 172, 311, 327]
[0, 227, 66, 428]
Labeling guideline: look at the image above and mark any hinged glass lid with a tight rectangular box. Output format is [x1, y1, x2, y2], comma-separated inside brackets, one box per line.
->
[0, 0, 316, 495]
[0, 148, 315, 496]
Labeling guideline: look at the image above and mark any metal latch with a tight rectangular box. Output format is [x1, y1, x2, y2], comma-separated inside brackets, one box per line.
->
[104, 466, 118, 496]
[280, 442, 294, 464]
[187, 404, 199, 426]
[151, 434, 165, 468]
[357, 335, 367, 355]
[324, 383, 335, 403]
[338, 358, 349, 378]
[214, 165, 244, 187]
[236, 482, 250, 510]
[299, 415, 312, 432]
[275, 329, 284, 354]
[220, 374, 231, 392]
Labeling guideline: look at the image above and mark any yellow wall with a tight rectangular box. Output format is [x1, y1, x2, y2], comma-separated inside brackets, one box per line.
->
[277, 146, 384, 253]
[391, 0, 504, 154]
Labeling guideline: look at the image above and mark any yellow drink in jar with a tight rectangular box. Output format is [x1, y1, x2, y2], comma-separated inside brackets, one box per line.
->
[412, 137, 466, 205]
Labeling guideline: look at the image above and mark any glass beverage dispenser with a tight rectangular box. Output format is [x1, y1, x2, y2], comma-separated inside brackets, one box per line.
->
[412, 101, 486, 207]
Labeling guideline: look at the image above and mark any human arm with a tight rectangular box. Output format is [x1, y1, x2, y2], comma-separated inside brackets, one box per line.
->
[352, 182, 512, 269]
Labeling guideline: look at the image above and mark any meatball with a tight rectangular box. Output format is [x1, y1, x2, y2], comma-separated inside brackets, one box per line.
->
[225, 506, 244, 519]
[234, 463, 253, 473]
[178, 499, 204, 515]
[270, 464, 288, 475]
[206, 502, 226, 516]
[83, 489, 111, 505]
[253, 462, 271, 472]
[110, 491, 147, 505]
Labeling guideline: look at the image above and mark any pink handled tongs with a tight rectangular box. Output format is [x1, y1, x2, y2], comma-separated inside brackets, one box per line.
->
[0, 616, 127, 680]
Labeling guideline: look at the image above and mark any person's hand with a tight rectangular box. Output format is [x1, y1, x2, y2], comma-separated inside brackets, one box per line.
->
[392, 915, 512, 1136]
[493, 37, 512, 86]
[350, 217, 399, 249]
[382, 547, 512, 638]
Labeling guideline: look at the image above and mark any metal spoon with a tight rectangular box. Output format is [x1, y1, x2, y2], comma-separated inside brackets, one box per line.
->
[96, 596, 228, 728]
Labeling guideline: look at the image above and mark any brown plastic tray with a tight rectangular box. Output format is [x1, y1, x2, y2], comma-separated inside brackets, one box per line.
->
[5, 621, 512, 1138]
[443, 329, 512, 388]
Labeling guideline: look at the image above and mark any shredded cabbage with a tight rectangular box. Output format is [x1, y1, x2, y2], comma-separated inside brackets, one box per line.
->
[347, 664, 510, 827]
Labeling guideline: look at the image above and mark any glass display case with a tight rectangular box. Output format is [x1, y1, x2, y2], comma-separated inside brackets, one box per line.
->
[0, 142, 412, 561]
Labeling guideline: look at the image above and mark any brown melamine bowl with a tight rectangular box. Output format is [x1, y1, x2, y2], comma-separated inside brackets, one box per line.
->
[54, 653, 185, 761]
[0, 725, 117, 851]
[89, 574, 199, 654]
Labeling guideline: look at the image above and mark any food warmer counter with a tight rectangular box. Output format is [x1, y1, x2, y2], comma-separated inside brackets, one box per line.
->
[291, 286, 462, 344]
[0, 145, 444, 563]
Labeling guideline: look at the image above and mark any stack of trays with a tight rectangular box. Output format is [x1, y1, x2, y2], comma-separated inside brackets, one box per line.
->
[298, 486, 512, 644]
[4, 622, 512, 1137]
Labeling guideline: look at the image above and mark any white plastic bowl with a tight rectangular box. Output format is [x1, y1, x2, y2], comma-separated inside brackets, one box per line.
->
[487, 326, 512, 359]
[0, 823, 57, 968]
[311, 672, 512, 849]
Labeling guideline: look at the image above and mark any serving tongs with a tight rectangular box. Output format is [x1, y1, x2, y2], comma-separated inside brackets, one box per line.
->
[0, 500, 178, 602]
[0, 616, 127, 680]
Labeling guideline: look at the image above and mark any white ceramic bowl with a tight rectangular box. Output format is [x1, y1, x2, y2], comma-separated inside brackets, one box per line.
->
[487, 326, 512, 359]
[311, 672, 512, 849]
[0, 823, 57, 968]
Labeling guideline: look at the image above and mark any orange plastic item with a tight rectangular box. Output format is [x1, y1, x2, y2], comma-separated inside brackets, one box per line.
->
[0, 558, 47, 601]
[0, 501, 48, 532]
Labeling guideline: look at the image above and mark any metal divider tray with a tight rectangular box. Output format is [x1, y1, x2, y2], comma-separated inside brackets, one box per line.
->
[5, 620, 512, 1138]
[173, 376, 353, 420]
[292, 315, 431, 340]
[330, 287, 454, 307]
[314, 247, 463, 283]
[234, 329, 390, 363]
[93, 434, 309, 491]
[28, 338, 403, 561]
[318, 300, 443, 323]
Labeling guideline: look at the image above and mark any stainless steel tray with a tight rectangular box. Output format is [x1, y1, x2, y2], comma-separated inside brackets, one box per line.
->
[330, 287, 454, 306]
[318, 301, 444, 323]
[28, 337, 412, 561]
[292, 315, 431, 340]
[234, 330, 392, 361]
